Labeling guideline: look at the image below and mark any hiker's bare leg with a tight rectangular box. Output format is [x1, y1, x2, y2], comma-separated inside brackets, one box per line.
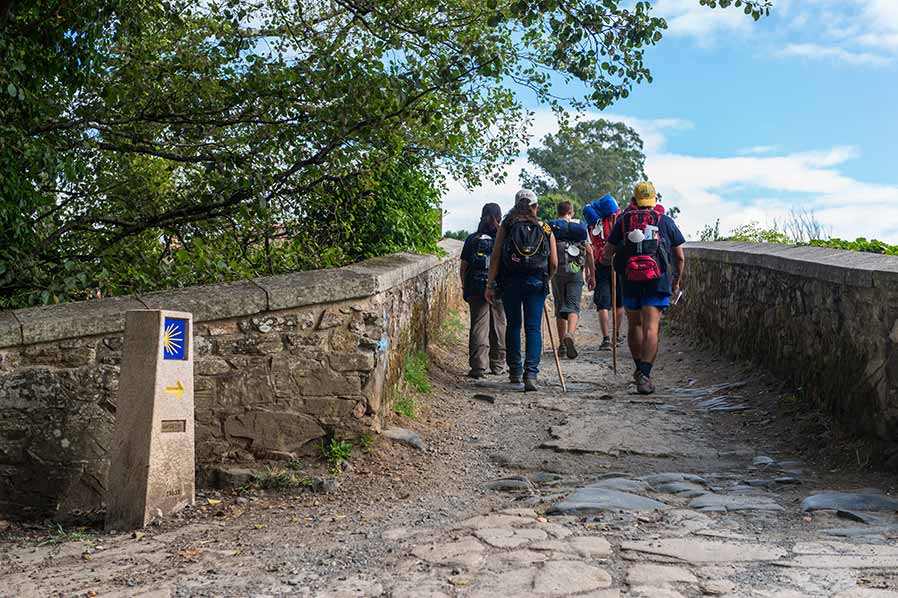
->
[598, 309, 610, 338]
[627, 309, 643, 361]
[567, 311, 579, 336]
[556, 318, 568, 343]
[640, 306, 662, 365]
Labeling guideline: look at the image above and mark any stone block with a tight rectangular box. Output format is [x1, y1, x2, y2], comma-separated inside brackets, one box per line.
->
[217, 366, 277, 407]
[22, 341, 97, 368]
[345, 253, 439, 294]
[254, 268, 377, 311]
[195, 356, 231, 376]
[298, 365, 362, 397]
[139, 280, 267, 323]
[302, 397, 366, 420]
[15, 295, 147, 345]
[213, 334, 284, 356]
[223, 410, 324, 454]
[329, 352, 376, 372]
[0, 311, 22, 348]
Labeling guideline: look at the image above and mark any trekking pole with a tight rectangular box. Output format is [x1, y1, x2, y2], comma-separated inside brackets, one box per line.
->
[543, 304, 567, 393]
[611, 269, 618, 375]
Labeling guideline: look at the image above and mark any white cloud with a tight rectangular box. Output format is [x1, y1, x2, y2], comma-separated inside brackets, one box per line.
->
[649, 145, 898, 242]
[739, 145, 780, 155]
[441, 112, 898, 244]
[652, 0, 753, 41]
[778, 42, 892, 67]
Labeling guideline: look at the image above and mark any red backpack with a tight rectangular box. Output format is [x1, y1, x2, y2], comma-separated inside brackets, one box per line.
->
[620, 209, 665, 283]
[588, 212, 619, 263]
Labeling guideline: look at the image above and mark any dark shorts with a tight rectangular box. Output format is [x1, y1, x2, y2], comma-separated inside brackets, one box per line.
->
[551, 274, 584, 317]
[593, 265, 622, 310]
[621, 281, 670, 311]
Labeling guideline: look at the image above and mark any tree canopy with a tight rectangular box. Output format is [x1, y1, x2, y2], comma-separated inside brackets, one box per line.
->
[0, 0, 771, 307]
[522, 119, 648, 210]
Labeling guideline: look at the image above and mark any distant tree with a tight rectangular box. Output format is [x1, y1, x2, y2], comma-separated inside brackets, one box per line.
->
[443, 230, 470, 241]
[522, 119, 648, 209]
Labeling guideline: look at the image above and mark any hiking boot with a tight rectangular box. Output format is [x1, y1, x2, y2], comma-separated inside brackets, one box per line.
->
[636, 372, 656, 395]
[509, 372, 523, 384]
[563, 335, 578, 359]
[466, 369, 485, 379]
[557, 342, 568, 359]
[633, 368, 642, 383]
[523, 376, 538, 392]
[598, 337, 611, 351]
[490, 365, 505, 376]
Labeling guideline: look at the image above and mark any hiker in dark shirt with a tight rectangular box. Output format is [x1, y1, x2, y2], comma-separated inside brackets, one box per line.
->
[605, 182, 686, 395]
[460, 204, 506, 379]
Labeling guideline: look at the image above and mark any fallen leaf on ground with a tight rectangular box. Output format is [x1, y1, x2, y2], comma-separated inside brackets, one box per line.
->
[176, 549, 204, 558]
[132, 531, 144, 541]
[207, 499, 221, 506]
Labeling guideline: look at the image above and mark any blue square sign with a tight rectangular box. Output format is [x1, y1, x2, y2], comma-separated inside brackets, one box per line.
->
[162, 318, 188, 360]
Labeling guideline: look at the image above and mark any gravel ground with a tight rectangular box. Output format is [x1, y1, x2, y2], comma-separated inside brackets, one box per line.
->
[2, 304, 897, 597]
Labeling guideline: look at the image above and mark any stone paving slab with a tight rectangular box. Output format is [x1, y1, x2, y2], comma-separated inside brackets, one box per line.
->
[621, 538, 789, 563]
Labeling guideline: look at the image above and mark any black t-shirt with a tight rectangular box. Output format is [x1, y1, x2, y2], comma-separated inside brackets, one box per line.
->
[607, 210, 685, 296]
[460, 231, 490, 264]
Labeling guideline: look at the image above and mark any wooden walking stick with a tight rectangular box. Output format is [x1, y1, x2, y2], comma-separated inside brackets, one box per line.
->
[611, 269, 618, 374]
[543, 304, 567, 393]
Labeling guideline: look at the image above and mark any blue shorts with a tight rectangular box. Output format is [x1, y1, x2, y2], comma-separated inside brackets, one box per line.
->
[622, 287, 670, 311]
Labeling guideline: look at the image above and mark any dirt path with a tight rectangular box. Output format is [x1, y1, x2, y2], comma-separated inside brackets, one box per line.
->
[2, 307, 898, 597]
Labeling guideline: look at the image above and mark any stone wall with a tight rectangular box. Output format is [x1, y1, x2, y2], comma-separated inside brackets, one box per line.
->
[671, 242, 898, 465]
[0, 240, 463, 519]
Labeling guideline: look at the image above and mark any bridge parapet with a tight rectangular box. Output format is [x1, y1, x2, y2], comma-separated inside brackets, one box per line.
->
[673, 242, 898, 467]
[0, 240, 463, 519]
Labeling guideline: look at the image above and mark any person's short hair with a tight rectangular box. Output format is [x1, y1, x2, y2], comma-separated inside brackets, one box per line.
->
[557, 201, 573, 217]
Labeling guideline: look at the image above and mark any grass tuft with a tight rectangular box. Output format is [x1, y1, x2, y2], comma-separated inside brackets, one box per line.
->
[435, 309, 465, 345]
[392, 393, 417, 419]
[38, 523, 95, 547]
[403, 350, 431, 394]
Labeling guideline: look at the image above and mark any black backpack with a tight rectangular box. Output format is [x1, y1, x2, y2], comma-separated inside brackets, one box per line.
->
[502, 221, 549, 276]
[464, 234, 494, 300]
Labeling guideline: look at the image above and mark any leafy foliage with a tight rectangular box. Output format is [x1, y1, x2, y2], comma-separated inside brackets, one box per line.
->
[1, 0, 770, 307]
[725, 222, 793, 244]
[522, 119, 647, 210]
[699, 219, 898, 256]
[443, 230, 470, 241]
[321, 438, 353, 472]
[809, 238, 898, 255]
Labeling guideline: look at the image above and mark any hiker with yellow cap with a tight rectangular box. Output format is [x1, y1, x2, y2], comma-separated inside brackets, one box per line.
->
[604, 182, 686, 395]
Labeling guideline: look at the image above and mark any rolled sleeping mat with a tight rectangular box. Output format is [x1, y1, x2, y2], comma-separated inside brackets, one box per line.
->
[549, 218, 588, 242]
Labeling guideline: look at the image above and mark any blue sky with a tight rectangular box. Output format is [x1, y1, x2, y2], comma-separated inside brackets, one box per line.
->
[442, 0, 898, 242]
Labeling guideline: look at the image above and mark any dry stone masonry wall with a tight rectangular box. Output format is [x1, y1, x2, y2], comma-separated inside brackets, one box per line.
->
[672, 242, 898, 466]
[0, 240, 462, 519]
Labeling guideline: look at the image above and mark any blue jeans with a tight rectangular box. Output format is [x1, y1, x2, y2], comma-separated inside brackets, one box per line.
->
[502, 277, 547, 377]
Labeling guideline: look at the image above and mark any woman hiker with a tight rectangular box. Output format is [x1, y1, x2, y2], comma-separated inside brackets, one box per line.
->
[485, 189, 558, 391]
[460, 203, 507, 379]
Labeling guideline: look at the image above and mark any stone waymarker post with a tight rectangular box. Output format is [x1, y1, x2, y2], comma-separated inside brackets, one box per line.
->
[106, 310, 195, 530]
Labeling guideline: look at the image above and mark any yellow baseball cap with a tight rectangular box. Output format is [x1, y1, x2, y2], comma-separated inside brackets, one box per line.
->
[633, 182, 657, 207]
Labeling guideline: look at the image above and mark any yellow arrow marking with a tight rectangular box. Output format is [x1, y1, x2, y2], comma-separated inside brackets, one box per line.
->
[165, 381, 184, 399]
